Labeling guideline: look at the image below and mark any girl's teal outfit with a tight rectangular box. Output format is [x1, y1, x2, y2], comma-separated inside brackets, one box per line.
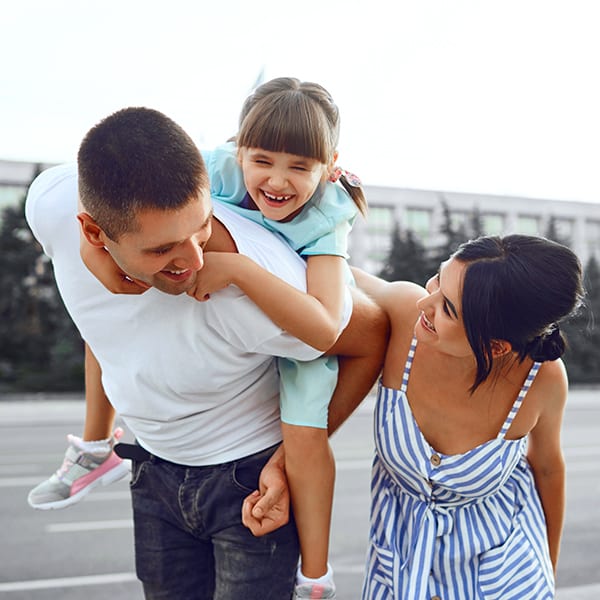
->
[202, 142, 358, 428]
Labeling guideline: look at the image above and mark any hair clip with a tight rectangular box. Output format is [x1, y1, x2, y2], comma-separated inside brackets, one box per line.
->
[328, 166, 362, 187]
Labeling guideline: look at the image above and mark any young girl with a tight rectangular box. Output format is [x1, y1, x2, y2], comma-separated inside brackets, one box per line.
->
[355, 235, 584, 599]
[28, 77, 370, 599]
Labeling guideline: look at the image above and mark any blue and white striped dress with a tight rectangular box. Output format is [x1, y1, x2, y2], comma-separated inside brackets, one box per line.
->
[362, 338, 554, 600]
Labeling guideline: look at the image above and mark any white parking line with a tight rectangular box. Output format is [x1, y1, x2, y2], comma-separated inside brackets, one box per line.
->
[0, 572, 137, 592]
[46, 519, 133, 533]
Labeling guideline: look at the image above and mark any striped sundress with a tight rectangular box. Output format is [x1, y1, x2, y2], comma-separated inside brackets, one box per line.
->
[362, 338, 554, 600]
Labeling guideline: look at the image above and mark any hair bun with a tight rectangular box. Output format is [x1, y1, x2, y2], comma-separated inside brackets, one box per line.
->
[527, 326, 565, 362]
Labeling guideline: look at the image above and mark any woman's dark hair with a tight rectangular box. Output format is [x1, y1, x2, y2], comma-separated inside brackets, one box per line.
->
[453, 234, 585, 390]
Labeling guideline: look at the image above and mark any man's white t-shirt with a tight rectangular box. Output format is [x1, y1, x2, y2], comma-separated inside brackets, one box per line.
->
[26, 163, 343, 465]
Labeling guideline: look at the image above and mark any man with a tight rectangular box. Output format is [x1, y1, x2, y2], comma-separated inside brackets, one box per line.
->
[25, 107, 387, 599]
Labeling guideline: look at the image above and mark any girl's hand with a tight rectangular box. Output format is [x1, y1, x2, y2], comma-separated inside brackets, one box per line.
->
[80, 236, 150, 295]
[186, 252, 243, 301]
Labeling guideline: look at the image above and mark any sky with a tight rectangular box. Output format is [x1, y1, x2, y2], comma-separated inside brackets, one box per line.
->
[2, 0, 600, 203]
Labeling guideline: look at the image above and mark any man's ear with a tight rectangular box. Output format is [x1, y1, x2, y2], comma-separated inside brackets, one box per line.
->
[491, 339, 512, 358]
[77, 212, 108, 248]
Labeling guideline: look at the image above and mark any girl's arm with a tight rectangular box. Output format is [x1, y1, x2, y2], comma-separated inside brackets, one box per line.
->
[526, 360, 568, 573]
[188, 252, 346, 351]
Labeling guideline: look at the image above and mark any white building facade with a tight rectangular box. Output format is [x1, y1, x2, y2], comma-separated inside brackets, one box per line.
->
[0, 159, 55, 214]
[349, 185, 600, 274]
[3, 159, 599, 274]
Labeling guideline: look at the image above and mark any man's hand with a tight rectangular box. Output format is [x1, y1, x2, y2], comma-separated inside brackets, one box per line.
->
[242, 446, 290, 536]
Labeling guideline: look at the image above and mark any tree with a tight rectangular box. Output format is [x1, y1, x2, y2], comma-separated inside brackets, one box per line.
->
[544, 215, 571, 247]
[469, 205, 485, 239]
[427, 199, 470, 270]
[378, 224, 432, 286]
[0, 192, 84, 392]
[562, 255, 600, 384]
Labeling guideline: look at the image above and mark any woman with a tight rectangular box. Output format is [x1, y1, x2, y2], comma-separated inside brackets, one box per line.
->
[356, 235, 584, 600]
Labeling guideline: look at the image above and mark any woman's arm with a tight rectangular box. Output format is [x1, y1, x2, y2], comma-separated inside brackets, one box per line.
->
[188, 252, 346, 351]
[526, 360, 568, 573]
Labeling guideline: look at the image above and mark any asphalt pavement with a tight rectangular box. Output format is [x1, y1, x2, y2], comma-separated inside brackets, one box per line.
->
[0, 387, 598, 599]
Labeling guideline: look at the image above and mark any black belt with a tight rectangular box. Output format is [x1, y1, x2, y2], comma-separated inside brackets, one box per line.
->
[114, 442, 151, 462]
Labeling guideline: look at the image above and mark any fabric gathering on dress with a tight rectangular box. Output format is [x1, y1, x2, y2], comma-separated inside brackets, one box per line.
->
[362, 338, 554, 600]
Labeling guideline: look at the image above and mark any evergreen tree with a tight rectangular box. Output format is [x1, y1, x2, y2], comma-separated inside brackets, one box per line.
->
[469, 206, 485, 239]
[544, 215, 571, 247]
[562, 255, 600, 383]
[0, 192, 84, 392]
[378, 224, 432, 285]
[428, 200, 470, 269]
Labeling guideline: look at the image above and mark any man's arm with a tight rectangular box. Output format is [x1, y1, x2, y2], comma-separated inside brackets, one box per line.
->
[326, 286, 389, 434]
[83, 343, 116, 441]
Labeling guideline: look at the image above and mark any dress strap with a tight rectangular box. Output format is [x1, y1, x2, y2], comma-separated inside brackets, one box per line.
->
[497, 361, 542, 439]
[400, 337, 418, 394]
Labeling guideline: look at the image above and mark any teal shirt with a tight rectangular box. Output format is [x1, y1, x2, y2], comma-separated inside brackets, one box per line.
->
[201, 142, 358, 428]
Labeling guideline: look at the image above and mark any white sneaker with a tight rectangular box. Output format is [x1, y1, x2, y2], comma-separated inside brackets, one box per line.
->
[27, 428, 130, 510]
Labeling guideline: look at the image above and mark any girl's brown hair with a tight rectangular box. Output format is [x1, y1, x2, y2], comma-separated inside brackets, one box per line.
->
[237, 77, 367, 216]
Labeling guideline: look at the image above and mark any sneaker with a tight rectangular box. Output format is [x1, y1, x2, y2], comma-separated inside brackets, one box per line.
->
[27, 428, 131, 510]
[293, 582, 336, 599]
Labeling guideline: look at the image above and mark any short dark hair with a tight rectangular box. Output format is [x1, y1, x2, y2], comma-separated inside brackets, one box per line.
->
[77, 107, 209, 240]
[453, 234, 584, 390]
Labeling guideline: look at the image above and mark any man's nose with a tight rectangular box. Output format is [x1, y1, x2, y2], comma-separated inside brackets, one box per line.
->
[177, 239, 204, 271]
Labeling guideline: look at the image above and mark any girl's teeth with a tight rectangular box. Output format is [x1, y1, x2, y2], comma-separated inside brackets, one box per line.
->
[264, 191, 291, 202]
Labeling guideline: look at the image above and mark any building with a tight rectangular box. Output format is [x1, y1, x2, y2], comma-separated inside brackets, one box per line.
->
[349, 185, 600, 274]
[3, 159, 600, 273]
[0, 159, 56, 215]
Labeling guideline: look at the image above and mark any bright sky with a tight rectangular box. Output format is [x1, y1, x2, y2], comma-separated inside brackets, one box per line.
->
[3, 0, 600, 203]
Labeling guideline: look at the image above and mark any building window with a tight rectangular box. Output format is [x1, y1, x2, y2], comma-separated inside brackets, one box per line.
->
[553, 218, 574, 244]
[404, 208, 432, 240]
[481, 213, 505, 235]
[366, 205, 394, 261]
[449, 211, 470, 233]
[586, 220, 600, 261]
[517, 215, 540, 235]
[0, 185, 26, 210]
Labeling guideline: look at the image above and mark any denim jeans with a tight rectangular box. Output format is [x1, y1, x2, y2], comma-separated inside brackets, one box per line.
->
[129, 444, 299, 599]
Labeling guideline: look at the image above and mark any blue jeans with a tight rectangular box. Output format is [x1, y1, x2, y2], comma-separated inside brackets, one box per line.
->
[129, 444, 299, 599]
